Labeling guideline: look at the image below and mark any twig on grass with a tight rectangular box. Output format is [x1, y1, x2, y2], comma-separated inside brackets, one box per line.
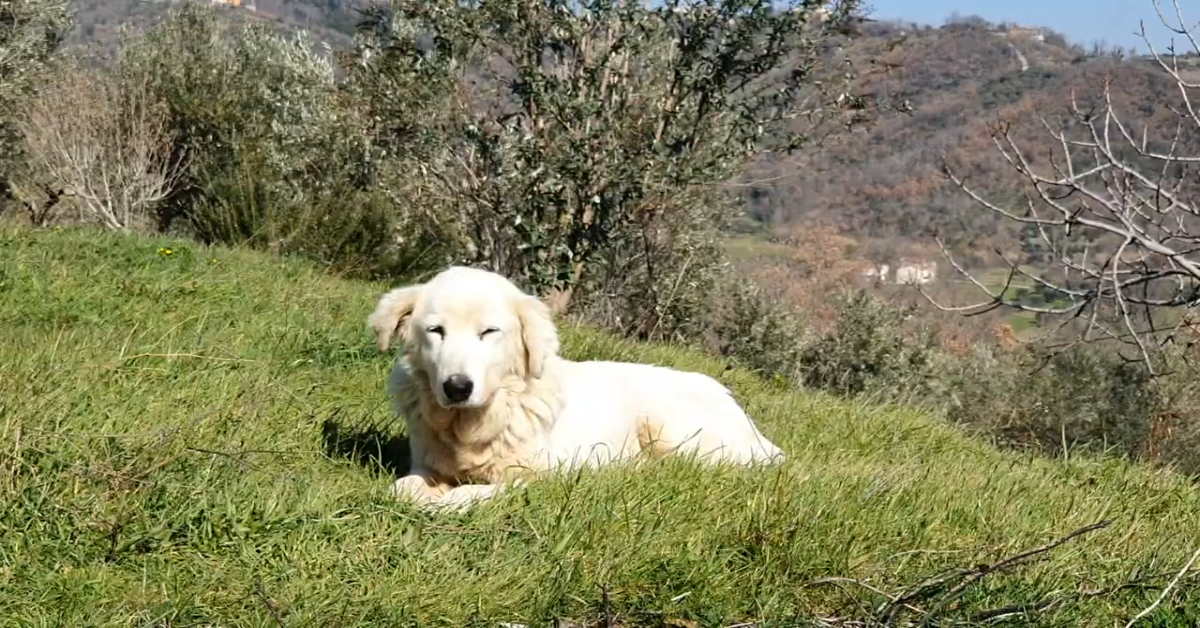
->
[880, 520, 1112, 625]
[185, 446, 303, 473]
[805, 577, 901, 603]
[118, 352, 259, 364]
[601, 585, 614, 628]
[1124, 546, 1200, 628]
[186, 446, 306, 458]
[916, 520, 1113, 625]
[968, 596, 1067, 624]
[253, 578, 288, 628]
[804, 576, 923, 618]
[970, 565, 1200, 625]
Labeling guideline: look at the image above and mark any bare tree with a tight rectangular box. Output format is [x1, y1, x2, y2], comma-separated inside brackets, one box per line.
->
[926, 0, 1200, 372]
[20, 64, 184, 231]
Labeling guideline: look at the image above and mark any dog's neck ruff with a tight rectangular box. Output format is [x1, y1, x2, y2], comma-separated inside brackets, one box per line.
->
[395, 360, 565, 484]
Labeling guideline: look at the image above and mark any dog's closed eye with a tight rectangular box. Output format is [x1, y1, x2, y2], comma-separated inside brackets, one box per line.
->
[480, 327, 500, 338]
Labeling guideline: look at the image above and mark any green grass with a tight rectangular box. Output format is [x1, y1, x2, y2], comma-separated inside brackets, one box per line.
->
[2, 226, 1199, 627]
[721, 235, 797, 262]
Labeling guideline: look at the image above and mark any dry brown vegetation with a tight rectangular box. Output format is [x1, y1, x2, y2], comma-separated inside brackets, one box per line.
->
[20, 63, 183, 230]
[741, 17, 1195, 264]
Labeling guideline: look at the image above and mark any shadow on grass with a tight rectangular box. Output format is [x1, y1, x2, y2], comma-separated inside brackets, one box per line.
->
[320, 415, 411, 477]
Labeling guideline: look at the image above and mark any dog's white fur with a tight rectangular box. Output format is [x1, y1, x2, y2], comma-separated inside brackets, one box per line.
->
[368, 266, 784, 510]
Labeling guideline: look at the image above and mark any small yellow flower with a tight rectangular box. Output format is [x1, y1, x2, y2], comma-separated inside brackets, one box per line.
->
[157, 247, 175, 257]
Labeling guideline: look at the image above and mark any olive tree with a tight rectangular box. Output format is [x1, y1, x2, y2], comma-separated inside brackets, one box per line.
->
[349, 0, 884, 331]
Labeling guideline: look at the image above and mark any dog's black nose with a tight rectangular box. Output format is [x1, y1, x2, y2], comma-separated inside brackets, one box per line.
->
[442, 374, 474, 403]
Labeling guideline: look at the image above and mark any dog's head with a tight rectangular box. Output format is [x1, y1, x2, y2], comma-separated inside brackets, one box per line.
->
[368, 266, 560, 409]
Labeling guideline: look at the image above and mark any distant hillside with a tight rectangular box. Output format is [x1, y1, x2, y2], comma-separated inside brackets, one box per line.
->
[739, 16, 1200, 266]
[67, 0, 366, 51]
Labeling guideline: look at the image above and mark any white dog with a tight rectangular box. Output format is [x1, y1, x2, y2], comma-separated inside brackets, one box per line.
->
[367, 266, 784, 510]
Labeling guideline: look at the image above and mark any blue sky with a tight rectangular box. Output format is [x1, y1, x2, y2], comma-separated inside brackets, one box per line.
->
[864, 0, 1196, 53]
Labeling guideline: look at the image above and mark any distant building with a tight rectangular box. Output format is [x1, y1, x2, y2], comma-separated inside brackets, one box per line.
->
[995, 24, 1050, 43]
[856, 258, 937, 286]
[860, 262, 890, 284]
[894, 259, 937, 285]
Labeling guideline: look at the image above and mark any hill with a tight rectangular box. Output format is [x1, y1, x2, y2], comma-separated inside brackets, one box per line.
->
[1, 226, 1198, 626]
[66, 0, 364, 52]
[739, 16, 1200, 266]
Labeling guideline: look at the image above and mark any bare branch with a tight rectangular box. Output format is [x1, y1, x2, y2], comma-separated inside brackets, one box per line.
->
[937, 6, 1200, 371]
[880, 520, 1112, 625]
[1124, 546, 1200, 628]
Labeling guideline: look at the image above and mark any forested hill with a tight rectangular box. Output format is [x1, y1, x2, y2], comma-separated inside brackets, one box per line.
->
[740, 16, 1199, 264]
[68, 0, 363, 51]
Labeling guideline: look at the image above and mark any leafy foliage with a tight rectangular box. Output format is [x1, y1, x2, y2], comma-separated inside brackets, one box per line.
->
[113, 3, 443, 277]
[699, 273, 805, 383]
[0, 0, 70, 207]
[797, 289, 935, 396]
[347, 0, 881, 316]
[49, 0, 1200, 268]
[939, 341, 1200, 474]
[120, 4, 343, 223]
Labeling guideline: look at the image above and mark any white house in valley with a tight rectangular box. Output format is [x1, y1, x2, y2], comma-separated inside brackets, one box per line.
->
[859, 259, 937, 286]
[894, 259, 937, 285]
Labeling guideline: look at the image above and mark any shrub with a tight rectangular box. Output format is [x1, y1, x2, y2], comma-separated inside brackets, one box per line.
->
[115, 3, 429, 278]
[797, 289, 936, 397]
[941, 342, 1173, 464]
[20, 60, 183, 231]
[570, 186, 733, 343]
[0, 0, 71, 215]
[698, 271, 806, 385]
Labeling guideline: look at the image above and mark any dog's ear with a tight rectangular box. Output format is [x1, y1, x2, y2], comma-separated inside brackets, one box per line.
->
[516, 294, 559, 378]
[368, 284, 422, 352]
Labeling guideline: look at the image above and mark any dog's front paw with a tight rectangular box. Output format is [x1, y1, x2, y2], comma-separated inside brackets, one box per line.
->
[391, 474, 442, 506]
[437, 483, 502, 511]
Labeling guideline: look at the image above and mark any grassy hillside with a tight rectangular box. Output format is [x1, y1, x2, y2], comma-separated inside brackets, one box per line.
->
[1, 226, 1199, 626]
